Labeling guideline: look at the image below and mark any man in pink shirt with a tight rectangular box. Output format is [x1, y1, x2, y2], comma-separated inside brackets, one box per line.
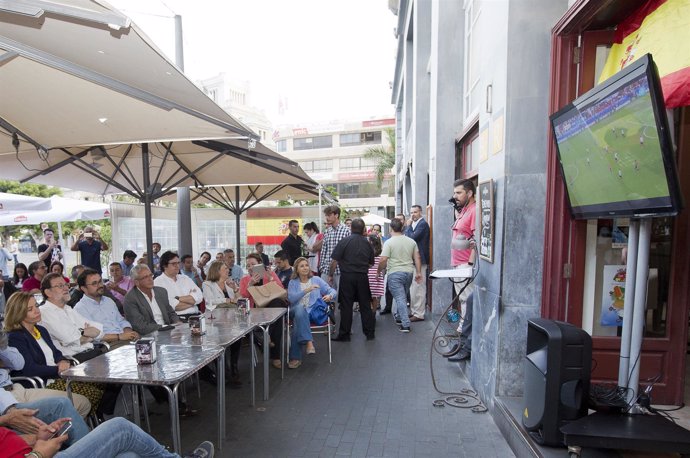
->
[451, 178, 476, 306]
[105, 262, 134, 304]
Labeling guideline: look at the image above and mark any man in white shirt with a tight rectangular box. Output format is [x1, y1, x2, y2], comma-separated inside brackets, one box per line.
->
[74, 269, 139, 346]
[124, 264, 180, 336]
[154, 251, 203, 316]
[38, 273, 104, 362]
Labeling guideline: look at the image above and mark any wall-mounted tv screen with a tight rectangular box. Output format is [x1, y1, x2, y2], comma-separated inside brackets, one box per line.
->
[550, 54, 682, 219]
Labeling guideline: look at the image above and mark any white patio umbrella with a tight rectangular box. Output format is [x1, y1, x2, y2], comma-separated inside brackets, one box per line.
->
[0, 195, 110, 226]
[0, 192, 52, 212]
[361, 213, 391, 226]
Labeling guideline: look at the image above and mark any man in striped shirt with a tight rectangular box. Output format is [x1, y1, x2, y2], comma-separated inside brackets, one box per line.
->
[318, 205, 350, 293]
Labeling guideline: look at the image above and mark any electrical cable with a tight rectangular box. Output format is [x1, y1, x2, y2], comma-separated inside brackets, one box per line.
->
[429, 236, 486, 412]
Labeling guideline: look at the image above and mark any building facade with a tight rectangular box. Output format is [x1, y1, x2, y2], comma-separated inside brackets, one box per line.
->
[197, 73, 274, 147]
[272, 118, 396, 214]
[392, 0, 690, 423]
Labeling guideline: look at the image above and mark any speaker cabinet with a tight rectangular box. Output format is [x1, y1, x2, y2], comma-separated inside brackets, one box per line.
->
[522, 318, 592, 446]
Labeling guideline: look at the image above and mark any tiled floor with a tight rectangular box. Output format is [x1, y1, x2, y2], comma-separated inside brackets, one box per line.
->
[138, 310, 514, 457]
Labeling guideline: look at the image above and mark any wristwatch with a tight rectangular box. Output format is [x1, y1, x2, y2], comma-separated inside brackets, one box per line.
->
[467, 261, 474, 266]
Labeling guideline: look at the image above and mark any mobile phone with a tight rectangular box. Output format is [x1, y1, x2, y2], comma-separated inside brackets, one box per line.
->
[51, 420, 72, 438]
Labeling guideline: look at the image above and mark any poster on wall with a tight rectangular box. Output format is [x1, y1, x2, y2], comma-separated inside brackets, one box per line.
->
[600, 265, 627, 326]
[600, 265, 658, 326]
[478, 179, 494, 263]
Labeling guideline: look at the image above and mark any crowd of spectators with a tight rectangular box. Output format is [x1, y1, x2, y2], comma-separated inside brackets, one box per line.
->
[0, 205, 434, 456]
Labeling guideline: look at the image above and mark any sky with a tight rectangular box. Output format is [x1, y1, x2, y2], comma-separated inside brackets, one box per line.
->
[108, 0, 398, 125]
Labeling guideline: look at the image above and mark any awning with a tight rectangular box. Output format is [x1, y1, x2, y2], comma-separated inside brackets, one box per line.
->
[0, 195, 110, 225]
[0, 191, 53, 212]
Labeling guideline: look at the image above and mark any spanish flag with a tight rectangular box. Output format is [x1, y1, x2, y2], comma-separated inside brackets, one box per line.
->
[598, 0, 690, 108]
[246, 218, 302, 245]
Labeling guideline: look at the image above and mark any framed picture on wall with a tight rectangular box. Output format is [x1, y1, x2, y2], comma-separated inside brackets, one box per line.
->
[478, 179, 494, 263]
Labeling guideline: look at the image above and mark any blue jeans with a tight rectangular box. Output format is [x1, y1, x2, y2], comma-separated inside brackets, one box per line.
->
[16, 397, 89, 446]
[387, 271, 413, 327]
[57, 417, 179, 458]
[289, 304, 312, 360]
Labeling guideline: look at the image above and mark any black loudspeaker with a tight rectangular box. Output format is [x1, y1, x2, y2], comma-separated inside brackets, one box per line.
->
[522, 318, 592, 446]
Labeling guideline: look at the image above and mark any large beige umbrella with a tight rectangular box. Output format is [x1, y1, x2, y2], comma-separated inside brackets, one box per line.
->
[0, 0, 255, 154]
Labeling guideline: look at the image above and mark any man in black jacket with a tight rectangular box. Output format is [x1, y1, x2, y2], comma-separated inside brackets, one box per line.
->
[330, 218, 375, 341]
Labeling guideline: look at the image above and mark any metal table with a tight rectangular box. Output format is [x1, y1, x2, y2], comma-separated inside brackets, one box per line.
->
[245, 308, 287, 401]
[61, 344, 223, 454]
[153, 314, 257, 407]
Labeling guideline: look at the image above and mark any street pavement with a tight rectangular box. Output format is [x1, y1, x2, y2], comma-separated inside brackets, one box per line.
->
[139, 309, 514, 457]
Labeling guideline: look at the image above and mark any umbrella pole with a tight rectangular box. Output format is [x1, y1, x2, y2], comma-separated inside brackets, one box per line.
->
[142, 143, 154, 272]
[318, 185, 323, 231]
[235, 186, 241, 265]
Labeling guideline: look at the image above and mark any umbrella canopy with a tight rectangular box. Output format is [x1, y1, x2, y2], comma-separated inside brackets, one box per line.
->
[0, 195, 110, 226]
[0, 0, 256, 156]
[0, 192, 53, 212]
[0, 138, 316, 198]
[172, 183, 337, 215]
[361, 213, 391, 225]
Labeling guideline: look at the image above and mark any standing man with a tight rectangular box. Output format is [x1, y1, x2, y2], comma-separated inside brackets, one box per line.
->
[450, 178, 477, 338]
[405, 205, 430, 322]
[119, 250, 137, 277]
[0, 243, 12, 281]
[71, 227, 108, 275]
[280, 220, 305, 266]
[151, 242, 162, 275]
[37, 227, 63, 269]
[21, 261, 47, 295]
[378, 218, 422, 333]
[254, 242, 270, 267]
[319, 205, 350, 291]
[223, 249, 244, 283]
[330, 218, 375, 341]
[370, 224, 383, 239]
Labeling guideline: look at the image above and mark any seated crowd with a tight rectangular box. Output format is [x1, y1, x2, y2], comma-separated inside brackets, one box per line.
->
[0, 209, 404, 457]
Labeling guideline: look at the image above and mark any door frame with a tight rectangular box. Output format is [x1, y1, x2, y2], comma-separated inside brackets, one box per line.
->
[542, 0, 690, 404]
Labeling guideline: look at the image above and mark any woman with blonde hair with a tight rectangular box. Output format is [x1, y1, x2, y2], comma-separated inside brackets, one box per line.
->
[286, 257, 336, 367]
[4, 292, 103, 416]
[202, 260, 242, 387]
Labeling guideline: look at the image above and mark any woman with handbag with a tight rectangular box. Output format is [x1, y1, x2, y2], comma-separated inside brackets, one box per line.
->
[287, 258, 336, 368]
[238, 253, 287, 369]
[3, 292, 103, 416]
[202, 261, 242, 387]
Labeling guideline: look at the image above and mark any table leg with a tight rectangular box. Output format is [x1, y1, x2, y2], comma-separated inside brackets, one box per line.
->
[262, 325, 269, 401]
[282, 314, 286, 380]
[162, 384, 181, 454]
[131, 385, 141, 427]
[65, 380, 73, 402]
[217, 351, 225, 448]
[250, 332, 256, 407]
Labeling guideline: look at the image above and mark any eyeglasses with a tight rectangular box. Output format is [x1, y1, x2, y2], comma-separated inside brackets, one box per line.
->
[86, 279, 104, 287]
[137, 273, 154, 280]
[168, 261, 180, 265]
[50, 283, 70, 289]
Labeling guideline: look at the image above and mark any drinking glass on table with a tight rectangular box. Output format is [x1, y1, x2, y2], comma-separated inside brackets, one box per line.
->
[207, 300, 220, 320]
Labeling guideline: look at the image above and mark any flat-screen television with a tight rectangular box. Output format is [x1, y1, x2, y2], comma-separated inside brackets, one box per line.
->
[550, 54, 682, 219]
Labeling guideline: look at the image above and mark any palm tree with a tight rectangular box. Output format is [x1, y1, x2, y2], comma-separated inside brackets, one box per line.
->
[364, 127, 396, 189]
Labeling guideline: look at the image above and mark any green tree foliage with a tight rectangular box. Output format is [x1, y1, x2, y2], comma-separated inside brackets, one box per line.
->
[0, 181, 110, 254]
[363, 127, 396, 189]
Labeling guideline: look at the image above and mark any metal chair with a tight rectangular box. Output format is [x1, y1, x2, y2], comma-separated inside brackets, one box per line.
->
[10, 376, 45, 388]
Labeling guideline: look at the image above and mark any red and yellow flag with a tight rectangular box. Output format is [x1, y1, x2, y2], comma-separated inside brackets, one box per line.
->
[598, 0, 690, 108]
[246, 218, 302, 245]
